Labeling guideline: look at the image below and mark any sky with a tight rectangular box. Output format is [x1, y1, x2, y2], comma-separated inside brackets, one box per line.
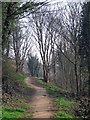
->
[36, 0, 86, 3]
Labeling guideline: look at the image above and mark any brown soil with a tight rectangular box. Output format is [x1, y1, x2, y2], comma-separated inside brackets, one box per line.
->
[25, 77, 55, 118]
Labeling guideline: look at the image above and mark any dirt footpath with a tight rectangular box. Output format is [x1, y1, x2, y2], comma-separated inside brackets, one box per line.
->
[25, 77, 55, 118]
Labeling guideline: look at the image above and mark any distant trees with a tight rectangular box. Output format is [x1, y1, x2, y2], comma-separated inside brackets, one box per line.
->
[27, 55, 42, 77]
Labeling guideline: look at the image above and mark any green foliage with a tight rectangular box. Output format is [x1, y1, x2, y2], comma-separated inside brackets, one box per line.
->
[17, 73, 27, 81]
[3, 98, 30, 119]
[54, 111, 74, 119]
[18, 99, 28, 109]
[38, 79, 60, 96]
[27, 55, 41, 77]
[3, 111, 22, 119]
[3, 107, 25, 112]
[45, 83, 59, 95]
[24, 83, 32, 89]
[55, 98, 75, 109]
[3, 106, 25, 118]
[54, 98, 75, 118]
[38, 79, 45, 85]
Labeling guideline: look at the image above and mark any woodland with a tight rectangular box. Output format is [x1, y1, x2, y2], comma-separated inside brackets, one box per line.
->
[1, 0, 90, 119]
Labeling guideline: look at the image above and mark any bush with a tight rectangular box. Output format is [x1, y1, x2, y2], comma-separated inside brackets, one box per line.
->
[17, 73, 27, 81]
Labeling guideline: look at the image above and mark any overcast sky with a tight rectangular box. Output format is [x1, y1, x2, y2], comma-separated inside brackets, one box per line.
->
[35, 0, 85, 3]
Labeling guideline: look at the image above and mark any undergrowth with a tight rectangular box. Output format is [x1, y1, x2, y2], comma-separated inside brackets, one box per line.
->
[3, 106, 25, 118]
[54, 98, 75, 118]
[17, 73, 27, 81]
[2, 98, 32, 119]
[2, 57, 32, 119]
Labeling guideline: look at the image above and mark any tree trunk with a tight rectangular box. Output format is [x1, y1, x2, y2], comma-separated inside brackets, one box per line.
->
[75, 62, 79, 96]
[16, 60, 20, 72]
[79, 65, 82, 95]
[43, 63, 48, 83]
[53, 60, 56, 83]
[6, 39, 10, 57]
[19, 62, 24, 72]
[74, 47, 79, 96]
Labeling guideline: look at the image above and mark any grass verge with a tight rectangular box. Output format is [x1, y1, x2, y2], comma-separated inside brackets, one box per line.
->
[2, 98, 32, 119]
[54, 98, 75, 118]
[3, 106, 25, 118]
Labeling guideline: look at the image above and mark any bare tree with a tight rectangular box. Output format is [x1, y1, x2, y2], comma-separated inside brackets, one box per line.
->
[12, 22, 32, 72]
[53, 2, 82, 95]
[31, 8, 57, 82]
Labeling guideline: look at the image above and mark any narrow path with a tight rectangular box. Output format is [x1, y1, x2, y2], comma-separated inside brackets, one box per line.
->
[25, 77, 55, 118]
